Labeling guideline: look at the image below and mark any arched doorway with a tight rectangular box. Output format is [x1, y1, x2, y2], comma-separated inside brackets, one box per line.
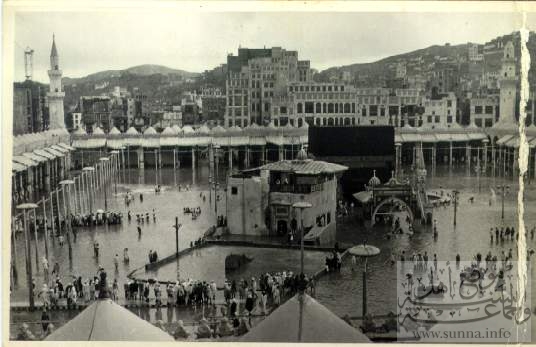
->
[276, 220, 288, 236]
[371, 197, 414, 226]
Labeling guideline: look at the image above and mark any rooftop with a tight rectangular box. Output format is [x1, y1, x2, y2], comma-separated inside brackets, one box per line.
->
[254, 159, 348, 175]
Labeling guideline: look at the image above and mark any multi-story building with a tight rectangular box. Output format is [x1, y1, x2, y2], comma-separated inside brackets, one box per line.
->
[181, 91, 202, 125]
[468, 43, 484, 62]
[470, 95, 499, 128]
[396, 62, 407, 79]
[201, 88, 226, 126]
[225, 47, 312, 127]
[421, 92, 457, 128]
[13, 81, 47, 135]
[80, 96, 112, 133]
[71, 112, 82, 130]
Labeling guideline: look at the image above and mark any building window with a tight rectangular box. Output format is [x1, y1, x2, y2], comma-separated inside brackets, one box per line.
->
[316, 103, 321, 113]
[447, 116, 453, 123]
[280, 106, 287, 114]
[475, 106, 483, 114]
[485, 105, 493, 114]
[362, 108, 367, 116]
[305, 102, 314, 113]
[427, 116, 432, 123]
[297, 103, 303, 113]
[369, 105, 378, 116]
[231, 187, 238, 195]
[435, 116, 440, 123]
[475, 118, 483, 127]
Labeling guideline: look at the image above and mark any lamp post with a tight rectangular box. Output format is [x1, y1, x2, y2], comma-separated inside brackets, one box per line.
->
[99, 158, 110, 212]
[17, 203, 38, 310]
[59, 180, 75, 261]
[82, 167, 95, 214]
[214, 144, 221, 218]
[292, 200, 312, 343]
[348, 243, 380, 317]
[497, 184, 510, 220]
[110, 150, 120, 196]
[292, 201, 313, 276]
[452, 190, 459, 226]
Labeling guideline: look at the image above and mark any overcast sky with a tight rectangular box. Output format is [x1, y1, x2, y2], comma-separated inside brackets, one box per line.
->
[13, 11, 535, 83]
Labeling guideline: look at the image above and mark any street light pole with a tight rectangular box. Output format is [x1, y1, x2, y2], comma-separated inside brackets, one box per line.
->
[59, 180, 75, 261]
[292, 201, 313, 275]
[17, 203, 38, 310]
[497, 184, 509, 220]
[99, 158, 110, 212]
[453, 190, 459, 226]
[83, 167, 95, 214]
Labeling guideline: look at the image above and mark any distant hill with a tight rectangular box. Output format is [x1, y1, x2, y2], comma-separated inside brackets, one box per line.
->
[62, 64, 199, 86]
[61, 65, 201, 108]
[315, 43, 470, 84]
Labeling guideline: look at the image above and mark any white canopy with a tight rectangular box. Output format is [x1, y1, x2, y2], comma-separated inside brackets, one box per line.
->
[45, 299, 174, 341]
[241, 293, 370, 342]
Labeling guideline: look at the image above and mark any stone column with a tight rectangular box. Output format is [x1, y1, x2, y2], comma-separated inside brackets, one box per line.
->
[173, 148, 176, 169]
[44, 161, 51, 192]
[245, 146, 250, 168]
[261, 145, 266, 165]
[466, 143, 471, 174]
[483, 142, 488, 176]
[492, 143, 496, 177]
[228, 148, 233, 173]
[432, 144, 436, 174]
[449, 141, 453, 169]
[138, 147, 145, 169]
[191, 147, 196, 168]
[27, 167, 34, 202]
[513, 148, 519, 180]
[278, 146, 284, 161]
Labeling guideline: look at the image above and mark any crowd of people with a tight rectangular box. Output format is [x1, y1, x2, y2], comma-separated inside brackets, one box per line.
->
[71, 211, 123, 227]
[128, 209, 157, 224]
[489, 225, 536, 243]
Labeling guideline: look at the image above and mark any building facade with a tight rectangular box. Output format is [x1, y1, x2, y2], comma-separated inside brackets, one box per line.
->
[470, 95, 499, 127]
[226, 150, 347, 245]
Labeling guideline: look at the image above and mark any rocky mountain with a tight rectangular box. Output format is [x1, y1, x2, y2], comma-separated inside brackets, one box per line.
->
[61, 65, 201, 108]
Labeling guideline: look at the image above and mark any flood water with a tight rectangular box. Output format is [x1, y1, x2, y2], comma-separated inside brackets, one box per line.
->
[10, 163, 536, 336]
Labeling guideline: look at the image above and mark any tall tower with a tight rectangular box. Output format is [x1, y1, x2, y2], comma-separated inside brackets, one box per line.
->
[497, 41, 517, 126]
[47, 34, 65, 129]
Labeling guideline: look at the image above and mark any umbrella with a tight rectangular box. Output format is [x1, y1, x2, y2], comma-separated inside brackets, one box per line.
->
[348, 244, 380, 257]
[96, 209, 104, 214]
[45, 299, 174, 341]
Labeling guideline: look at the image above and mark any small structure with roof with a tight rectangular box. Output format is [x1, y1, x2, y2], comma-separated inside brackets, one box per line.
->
[226, 148, 347, 245]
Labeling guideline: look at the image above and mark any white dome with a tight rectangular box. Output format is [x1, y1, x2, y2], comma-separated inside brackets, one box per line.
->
[109, 127, 121, 135]
[196, 124, 210, 134]
[74, 127, 87, 135]
[211, 125, 226, 134]
[143, 126, 157, 135]
[126, 127, 139, 135]
[182, 125, 195, 134]
[161, 126, 177, 135]
[93, 127, 104, 135]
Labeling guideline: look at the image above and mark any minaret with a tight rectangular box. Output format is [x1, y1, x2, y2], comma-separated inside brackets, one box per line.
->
[47, 34, 65, 129]
[497, 41, 517, 126]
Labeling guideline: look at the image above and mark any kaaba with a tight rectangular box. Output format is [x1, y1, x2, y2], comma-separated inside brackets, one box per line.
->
[308, 126, 395, 195]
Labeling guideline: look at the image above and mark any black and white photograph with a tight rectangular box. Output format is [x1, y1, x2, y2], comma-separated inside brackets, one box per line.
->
[3, 1, 536, 343]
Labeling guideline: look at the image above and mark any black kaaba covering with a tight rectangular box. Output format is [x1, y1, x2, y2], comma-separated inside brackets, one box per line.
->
[308, 126, 395, 196]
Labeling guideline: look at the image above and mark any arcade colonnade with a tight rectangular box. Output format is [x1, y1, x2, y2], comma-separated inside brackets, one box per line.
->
[70, 123, 309, 173]
[393, 124, 536, 183]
